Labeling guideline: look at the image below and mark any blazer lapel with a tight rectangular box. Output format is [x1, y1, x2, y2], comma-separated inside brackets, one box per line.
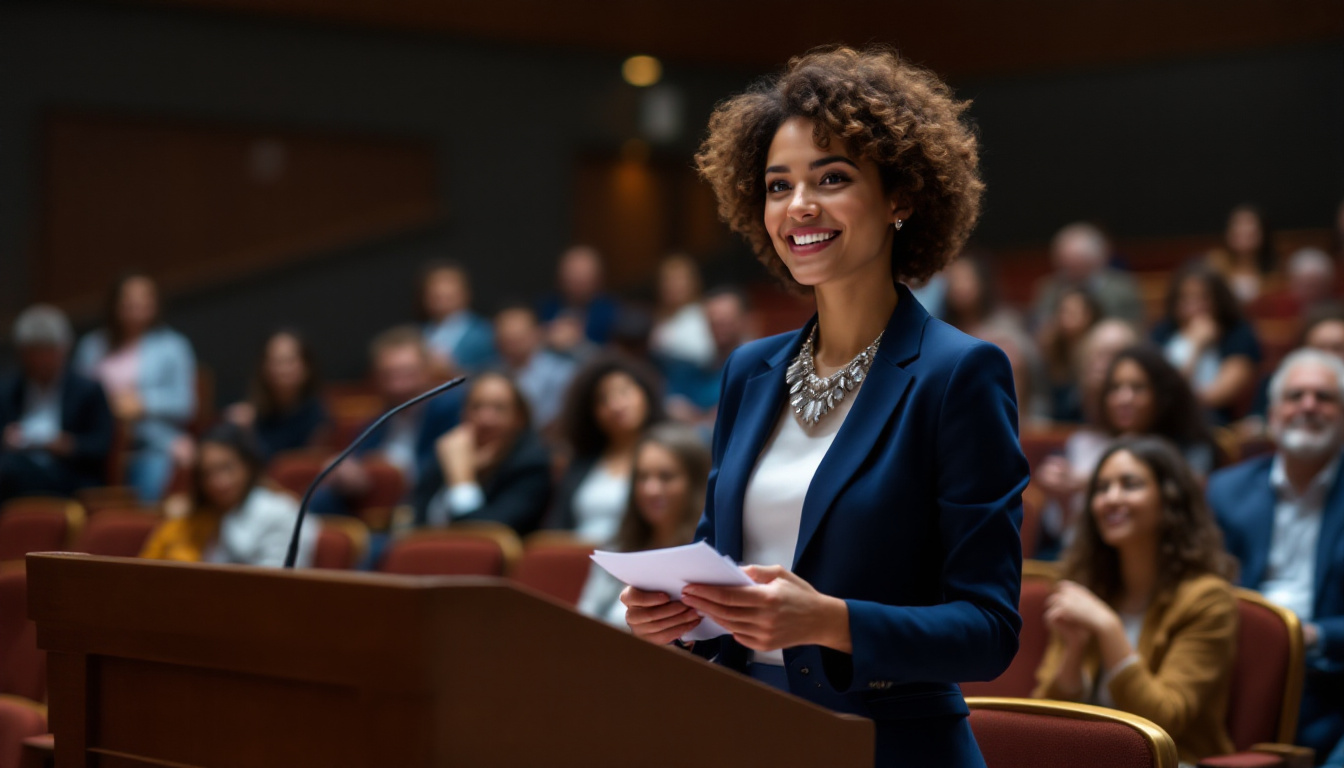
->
[713, 325, 807, 561]
[791, 285, 928, 569]
[1244, 468, 1278, 588]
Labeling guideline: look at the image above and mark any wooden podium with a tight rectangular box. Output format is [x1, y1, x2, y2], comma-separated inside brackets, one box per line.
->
[26, 553, 873, 767]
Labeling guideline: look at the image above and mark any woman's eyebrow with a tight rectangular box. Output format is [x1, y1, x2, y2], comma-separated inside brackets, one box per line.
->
[764, 155, 859, 175]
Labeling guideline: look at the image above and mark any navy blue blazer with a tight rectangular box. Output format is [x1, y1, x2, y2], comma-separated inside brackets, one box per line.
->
[693, 284, 1028, 723]
[1206, 455, 1344, 755]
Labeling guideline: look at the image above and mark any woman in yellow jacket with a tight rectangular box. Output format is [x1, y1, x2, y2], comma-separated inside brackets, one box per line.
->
[1034, 436, 1238, 766]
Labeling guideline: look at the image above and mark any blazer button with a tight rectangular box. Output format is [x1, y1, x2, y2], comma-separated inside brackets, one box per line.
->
[799, 667, 810, 675]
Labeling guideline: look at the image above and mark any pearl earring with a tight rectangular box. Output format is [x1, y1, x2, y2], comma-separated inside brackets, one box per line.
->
[894, 219, 904, 231]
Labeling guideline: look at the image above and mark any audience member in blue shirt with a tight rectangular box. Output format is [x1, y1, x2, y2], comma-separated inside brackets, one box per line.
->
[663, 287, 754, 426]
[537, 245, 621, 351]
[72, 272, 196, 503]
[419, 260, 496, 374]
[492, 303, 577, 434]
[1, 305, 114, 503]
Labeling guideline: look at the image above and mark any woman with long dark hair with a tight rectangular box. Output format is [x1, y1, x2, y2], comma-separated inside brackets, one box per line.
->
[140, 422, 316, 567]
[225, 329, 330, 460]
[1034, 436, 1238, 765]
[577, 423, 710, 626]
[73, 271, 197, 502]
[1153, 262, 1262, 425]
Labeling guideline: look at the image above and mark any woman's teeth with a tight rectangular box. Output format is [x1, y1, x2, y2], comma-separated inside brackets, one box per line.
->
[791, 232, 837, 245]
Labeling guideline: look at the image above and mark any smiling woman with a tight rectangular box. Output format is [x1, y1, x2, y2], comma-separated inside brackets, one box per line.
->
[620, 46, 1029, 768]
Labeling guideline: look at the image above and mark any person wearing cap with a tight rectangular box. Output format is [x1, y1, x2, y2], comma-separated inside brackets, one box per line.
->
[0, 304, 114, 502]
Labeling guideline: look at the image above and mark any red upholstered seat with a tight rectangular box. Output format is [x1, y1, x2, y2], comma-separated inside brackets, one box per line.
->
[266, 451, 329, 499]
[0, 572, 45, 703]
[0, 500, 82, 561]
[311, 516, 369, 570]
[0, 697, 46, 768]
[961, 561, 1057, 698]
[1226, 591, 1299, 749]
[358, 460, 405, 512]
[378, 525, 521, 577]
[512, 532, 595, 605]
[69, 508, 160, 558]
[968, 697, 1178, 768]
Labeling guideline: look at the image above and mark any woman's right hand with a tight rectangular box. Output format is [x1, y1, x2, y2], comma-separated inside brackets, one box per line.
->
[621, 586, 701, 645]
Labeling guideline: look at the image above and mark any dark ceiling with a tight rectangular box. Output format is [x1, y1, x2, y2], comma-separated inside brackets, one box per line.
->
[126, 0, 1344, 79]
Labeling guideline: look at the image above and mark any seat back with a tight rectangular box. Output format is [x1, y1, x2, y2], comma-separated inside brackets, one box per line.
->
[967, 697, 1178, 768]
[69, 508, 161, 558]
[0, 571, 45, 702]
[961, 561, 1057, 698]
[1225, 588, 1305, 749]
[0, 695, 48, 768]
[265, 451, 330, 499]
[512, 532, 595, 605]
[378, 524, 521, 576]
[0, 500, 83, 561]
[311, 516, 370, 570]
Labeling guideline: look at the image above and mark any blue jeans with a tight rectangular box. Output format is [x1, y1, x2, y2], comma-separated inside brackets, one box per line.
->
[126, 449, 175, 504]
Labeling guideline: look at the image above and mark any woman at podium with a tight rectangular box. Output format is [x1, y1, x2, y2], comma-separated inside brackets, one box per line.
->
[623, 46, 1029, 768]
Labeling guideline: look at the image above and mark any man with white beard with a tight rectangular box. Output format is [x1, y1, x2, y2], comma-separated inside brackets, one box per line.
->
[1207, 348, 1344, 765]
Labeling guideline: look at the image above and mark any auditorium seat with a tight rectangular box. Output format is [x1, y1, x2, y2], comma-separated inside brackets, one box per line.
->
[512, 531, 595, 605]
[967, 696, 1178, 768]
[1018, 429, 1072, 473]
[0, 500, 83, 561]
[312, 515, 370, 570]
[266, 450, 331, 499]
[0, 570, 45, 703]
[1196, 590, 1314, 768]
[358, 459, 405, 515]
[69, 508, 160, 558]
[378, 524, 521, 577]
[0, 696, 46, 768]
[961, 560, 1057, 698]
[73, 486, 139, 517]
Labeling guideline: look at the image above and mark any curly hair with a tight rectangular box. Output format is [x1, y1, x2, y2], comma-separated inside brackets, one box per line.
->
[1062, 437, 1237, 606]
[695, 45, 983, 289]
[559, 353, 665, 459]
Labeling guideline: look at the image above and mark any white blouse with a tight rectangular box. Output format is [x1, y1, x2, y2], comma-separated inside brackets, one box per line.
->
[741, 382, 862, 665]
[571, 465, 630, 545]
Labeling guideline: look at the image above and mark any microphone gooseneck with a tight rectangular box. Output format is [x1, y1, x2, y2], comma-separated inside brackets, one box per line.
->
[282, 376, 467, 568]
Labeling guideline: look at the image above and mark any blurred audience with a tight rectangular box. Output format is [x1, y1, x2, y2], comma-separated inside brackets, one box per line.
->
[1206, 204, 1277, 304]
[1032, 222, 1144, 329]
[140, 422, 316, 567]
[415, 372, 551, 535]
[577, 422, 709, 626]
[1039, 286, 1103, 423]
[0, 305, 113, 503]
[1302, 303, 1344, 360]
[1207, 348, 1344, 760]
[73, 271, 197, 503]
[538, 245, 620, 353]
[1152, 263, 1261, 425]
[664, 286, 755, 424]
[548, 354, 664, 544]
[649, 254, 714, 369]
[224, 329, 330, 460]
[493, 302, 578, 433]
[310, 326, 460, 516]
[1035, 437, 1239, 765]
[1035, 344, 1220, 559]
[419, 260, 496, 374]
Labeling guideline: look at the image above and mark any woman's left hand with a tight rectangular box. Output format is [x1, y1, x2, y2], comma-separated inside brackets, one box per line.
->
[680, 565, 851, 654]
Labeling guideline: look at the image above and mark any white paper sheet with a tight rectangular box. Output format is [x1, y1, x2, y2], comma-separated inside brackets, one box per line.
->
[589, 541, 754, 641]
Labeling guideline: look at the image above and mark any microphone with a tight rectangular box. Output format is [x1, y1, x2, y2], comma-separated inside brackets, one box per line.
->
[282, 376, 468, 568]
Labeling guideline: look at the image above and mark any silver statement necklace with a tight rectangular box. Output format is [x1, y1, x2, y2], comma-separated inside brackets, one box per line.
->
[786, 325, 883, 426]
